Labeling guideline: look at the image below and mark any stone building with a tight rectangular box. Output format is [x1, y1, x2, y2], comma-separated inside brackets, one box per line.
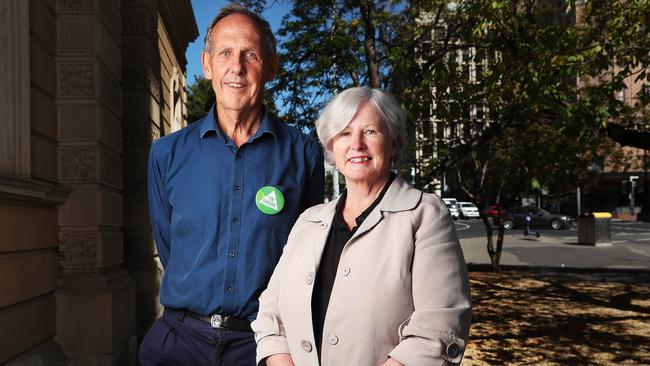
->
[0, 0, 197, 364]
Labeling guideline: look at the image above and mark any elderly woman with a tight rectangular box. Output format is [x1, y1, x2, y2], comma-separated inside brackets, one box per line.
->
[252, 87, 471, 366]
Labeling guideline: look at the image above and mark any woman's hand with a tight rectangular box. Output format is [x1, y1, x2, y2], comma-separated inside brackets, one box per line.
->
[266, 353, 295, 366]
[380, 357, 405, 366]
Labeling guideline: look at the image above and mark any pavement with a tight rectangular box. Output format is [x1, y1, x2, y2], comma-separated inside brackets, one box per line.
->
[458, 228, 650, 271]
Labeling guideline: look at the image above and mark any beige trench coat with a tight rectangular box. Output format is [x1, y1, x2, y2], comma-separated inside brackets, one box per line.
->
[252, 177, 472, 366]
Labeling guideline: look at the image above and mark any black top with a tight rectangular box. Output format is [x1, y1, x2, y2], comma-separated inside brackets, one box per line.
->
[311, 174, 395, 358]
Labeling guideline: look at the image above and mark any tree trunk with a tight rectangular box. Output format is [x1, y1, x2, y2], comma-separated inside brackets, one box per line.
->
[495, 219, 505, 270]
[481, 214, 501, 272]
[359, 0, 381, 88]
[486, 211, 507, 272]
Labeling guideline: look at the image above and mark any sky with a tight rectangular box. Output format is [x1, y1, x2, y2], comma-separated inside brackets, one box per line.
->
[185, 0, 291, 85]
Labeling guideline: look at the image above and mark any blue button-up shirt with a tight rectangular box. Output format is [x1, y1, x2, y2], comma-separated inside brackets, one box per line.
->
[147, 106, 324, 320]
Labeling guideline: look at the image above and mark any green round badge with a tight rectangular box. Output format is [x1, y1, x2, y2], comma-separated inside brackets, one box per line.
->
[255, 186, 285, 215]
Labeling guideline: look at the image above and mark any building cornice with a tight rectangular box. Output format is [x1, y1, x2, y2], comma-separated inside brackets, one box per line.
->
[0, 174, 69, 206]
[159, 0, 199, 70]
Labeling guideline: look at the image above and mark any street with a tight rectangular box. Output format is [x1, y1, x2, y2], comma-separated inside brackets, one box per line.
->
[454, 218, 650, 269]
[455, 218, 650, 245]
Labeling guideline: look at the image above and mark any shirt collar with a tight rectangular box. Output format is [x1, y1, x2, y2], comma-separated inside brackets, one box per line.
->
[199, 104, 279, 142]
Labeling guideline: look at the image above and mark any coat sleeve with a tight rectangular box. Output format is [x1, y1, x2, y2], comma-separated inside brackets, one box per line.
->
[388, 196, 472, 366]
[251, 221, 301, 365]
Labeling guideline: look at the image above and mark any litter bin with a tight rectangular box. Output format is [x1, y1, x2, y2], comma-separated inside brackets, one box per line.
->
[578, 212, 612, 246]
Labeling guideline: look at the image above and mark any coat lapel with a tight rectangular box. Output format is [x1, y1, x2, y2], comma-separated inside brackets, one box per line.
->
[301, 200, 337, 271]
[349, 177, 422, 244]
[301, 177, 423, 263]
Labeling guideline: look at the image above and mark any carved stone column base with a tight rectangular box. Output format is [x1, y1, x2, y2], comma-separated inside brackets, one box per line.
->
[55, 268, 136, 366]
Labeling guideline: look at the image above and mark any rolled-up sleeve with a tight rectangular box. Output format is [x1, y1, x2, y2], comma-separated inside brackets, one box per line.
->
[147, 141, 172, 268]
[389, 199, 472, 365]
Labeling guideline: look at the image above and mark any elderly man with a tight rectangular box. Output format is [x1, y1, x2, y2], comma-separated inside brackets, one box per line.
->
[138, 4, 325, 366]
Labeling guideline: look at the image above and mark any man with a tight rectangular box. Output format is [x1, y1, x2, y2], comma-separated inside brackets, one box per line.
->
[139, 4, 325, 365]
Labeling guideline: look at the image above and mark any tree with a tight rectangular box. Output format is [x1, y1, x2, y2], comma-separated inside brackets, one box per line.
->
[186, 76, 215, 123]
[271, 0, 405, 129]
[269, 0, 650, 270]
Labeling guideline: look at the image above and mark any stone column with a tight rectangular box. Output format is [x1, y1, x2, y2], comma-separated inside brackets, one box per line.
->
[0, 0, 30, 178]
[55, 0, 136, 364]
[121, 0, 165, 341]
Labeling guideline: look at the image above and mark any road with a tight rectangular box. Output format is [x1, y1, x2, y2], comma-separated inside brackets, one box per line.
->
[455, 218, 650, 245]
[454, 219, 650, 269]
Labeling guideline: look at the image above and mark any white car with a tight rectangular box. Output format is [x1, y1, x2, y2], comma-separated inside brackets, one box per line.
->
[442, 198, 460, 219]
[457, 202, 480, 219]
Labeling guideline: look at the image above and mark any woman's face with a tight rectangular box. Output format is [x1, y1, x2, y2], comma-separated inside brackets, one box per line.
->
[331, 102, 394, 187]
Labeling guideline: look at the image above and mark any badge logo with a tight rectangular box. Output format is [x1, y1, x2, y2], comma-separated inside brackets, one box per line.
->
[255, 186, 285, 215]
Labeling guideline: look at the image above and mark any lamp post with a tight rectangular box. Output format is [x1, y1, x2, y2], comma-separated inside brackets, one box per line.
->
[630, 175, 639, 216]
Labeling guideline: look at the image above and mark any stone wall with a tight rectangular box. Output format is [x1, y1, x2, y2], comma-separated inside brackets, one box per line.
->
[0, 0, 197, 364]
[0, 0, 65, 363]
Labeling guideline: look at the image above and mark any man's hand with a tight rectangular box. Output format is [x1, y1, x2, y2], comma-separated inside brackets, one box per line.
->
[266, 353, 295, 366]
[381, 357, 406, 366]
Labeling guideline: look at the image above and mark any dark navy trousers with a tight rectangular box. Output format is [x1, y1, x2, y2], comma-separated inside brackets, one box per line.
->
[138, 308, 256, 366]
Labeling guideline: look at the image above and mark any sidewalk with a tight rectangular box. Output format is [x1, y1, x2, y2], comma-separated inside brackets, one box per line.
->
[459, 233, 650, 270]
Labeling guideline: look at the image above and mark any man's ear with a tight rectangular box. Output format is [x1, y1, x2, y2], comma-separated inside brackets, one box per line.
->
[201, 51, 213, 80]
[264, 54, 279, 82]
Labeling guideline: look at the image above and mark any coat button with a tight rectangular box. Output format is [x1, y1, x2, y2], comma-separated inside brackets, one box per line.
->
[446, 342, 461, 358]
[301, 340, 312, 353]
[328, 335, 339, 345]
[342, 267, 351, 276]
[306, 272, 314, 285]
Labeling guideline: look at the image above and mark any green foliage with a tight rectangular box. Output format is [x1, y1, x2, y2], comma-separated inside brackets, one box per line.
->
[400, 0, 650, 201]
[272, 0, 405, 129]
[186, 76, 215, 123]
[214, 0, 649, 201]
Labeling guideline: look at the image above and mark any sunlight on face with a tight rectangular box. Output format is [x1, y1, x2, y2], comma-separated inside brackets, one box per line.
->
[332, 102, 394, 187]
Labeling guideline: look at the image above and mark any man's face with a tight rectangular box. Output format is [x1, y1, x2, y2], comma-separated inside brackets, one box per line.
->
[201, 14, 277, 115]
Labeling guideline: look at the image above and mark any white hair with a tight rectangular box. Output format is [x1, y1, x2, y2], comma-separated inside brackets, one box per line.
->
[315, 87, 406, 163]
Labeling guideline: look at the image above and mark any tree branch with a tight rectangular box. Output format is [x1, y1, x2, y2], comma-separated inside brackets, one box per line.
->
[606, 123, 650, 150]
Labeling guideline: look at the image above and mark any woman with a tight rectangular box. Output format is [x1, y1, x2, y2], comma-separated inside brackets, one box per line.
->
[252, 87, 472, 366]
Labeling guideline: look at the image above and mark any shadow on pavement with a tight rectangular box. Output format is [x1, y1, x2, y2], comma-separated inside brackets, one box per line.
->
[464, 269, 650, 365]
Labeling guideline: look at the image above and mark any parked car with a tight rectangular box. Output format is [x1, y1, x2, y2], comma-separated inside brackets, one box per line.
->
[502, 206, 573, 230]
[457, 202, 480, 219]
[442, 198, 459, 219]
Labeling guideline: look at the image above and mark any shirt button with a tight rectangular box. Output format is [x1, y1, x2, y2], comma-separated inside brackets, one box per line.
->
[446, 342, 461, 358]
[306, 272, 314, 285]
[235, 153, 242, 159]
[229, 252, 236, 258]
[232, 217, 238, 223]
[226, 285, 233, 291]
[328, 334, 339, 345]
[300, 340, 312, 353]
[235, 185, 241, 191]
[342, 267, 351, 276]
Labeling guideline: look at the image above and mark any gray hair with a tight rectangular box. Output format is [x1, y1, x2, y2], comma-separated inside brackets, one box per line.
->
[315, 87, 406, 163]
[203, 3, 277, 57]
